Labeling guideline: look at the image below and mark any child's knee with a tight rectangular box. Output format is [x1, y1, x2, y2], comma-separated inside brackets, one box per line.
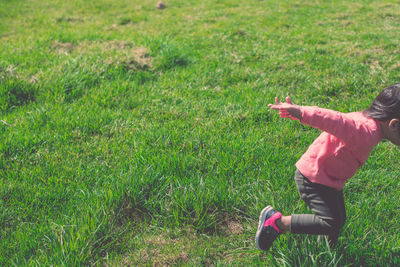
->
[323, 216, 346, 233]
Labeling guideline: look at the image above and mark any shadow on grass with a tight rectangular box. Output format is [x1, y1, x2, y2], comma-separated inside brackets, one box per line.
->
[0, 77, 37, 113]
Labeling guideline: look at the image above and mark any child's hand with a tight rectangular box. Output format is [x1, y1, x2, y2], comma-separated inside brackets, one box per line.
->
[268, 97, 302, 120]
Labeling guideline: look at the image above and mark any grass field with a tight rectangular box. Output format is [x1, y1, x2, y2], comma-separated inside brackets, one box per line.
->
[1, 0, 400, 265]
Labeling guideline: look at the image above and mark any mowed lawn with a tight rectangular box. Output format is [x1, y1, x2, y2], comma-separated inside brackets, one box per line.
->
[1, 0, 400, 265]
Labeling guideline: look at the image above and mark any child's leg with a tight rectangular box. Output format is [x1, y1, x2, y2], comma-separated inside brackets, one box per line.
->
[326, 191, 345, 245]
[255, 170, 346, 251]
[290, 170, 346, 246]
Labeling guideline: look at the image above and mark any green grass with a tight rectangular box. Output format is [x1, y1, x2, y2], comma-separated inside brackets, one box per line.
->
[1, 0, 400, 265]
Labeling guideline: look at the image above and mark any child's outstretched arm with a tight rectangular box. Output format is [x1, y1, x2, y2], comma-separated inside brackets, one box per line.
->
[269, 96, 380, 148]
[268, 97, 303, 120]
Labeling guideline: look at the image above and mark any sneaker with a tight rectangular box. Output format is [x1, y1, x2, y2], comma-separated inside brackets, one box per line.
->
[255, 206, 284, 251]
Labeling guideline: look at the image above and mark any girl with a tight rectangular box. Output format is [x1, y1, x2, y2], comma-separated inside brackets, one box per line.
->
[255, 83, 400, 252]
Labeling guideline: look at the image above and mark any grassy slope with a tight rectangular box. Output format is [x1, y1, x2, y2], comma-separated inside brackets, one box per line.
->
[1, 0, 400, 265]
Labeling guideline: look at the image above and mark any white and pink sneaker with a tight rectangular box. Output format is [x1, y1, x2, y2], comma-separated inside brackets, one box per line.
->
[255, 206, 285, 251]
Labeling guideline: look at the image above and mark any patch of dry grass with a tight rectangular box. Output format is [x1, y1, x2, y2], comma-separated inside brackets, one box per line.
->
[50, 40, 153, 71]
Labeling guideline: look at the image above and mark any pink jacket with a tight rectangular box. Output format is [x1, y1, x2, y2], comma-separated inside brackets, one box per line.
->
[295, 106, 382, 190]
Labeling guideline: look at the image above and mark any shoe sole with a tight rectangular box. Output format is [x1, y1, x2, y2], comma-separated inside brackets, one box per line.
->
[255, 205, 273, 250]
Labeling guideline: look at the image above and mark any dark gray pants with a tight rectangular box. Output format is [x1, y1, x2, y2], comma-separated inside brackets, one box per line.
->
[291, 170, 346, 245]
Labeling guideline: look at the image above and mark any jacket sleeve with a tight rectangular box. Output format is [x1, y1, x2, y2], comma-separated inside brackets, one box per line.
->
[299, 106, 373, 147]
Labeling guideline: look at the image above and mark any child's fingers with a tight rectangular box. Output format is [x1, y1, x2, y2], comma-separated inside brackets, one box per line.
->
[286, 97, 293, 104]
[280, 112, 299, 120]
[275, 97, 280, 105]
[269, 103, 292, 111]
[279, 110, 290, 118]
[268, 104, 283, 110]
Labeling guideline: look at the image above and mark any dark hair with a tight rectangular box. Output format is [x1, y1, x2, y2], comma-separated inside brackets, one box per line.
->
[364, 83, 400, 121]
